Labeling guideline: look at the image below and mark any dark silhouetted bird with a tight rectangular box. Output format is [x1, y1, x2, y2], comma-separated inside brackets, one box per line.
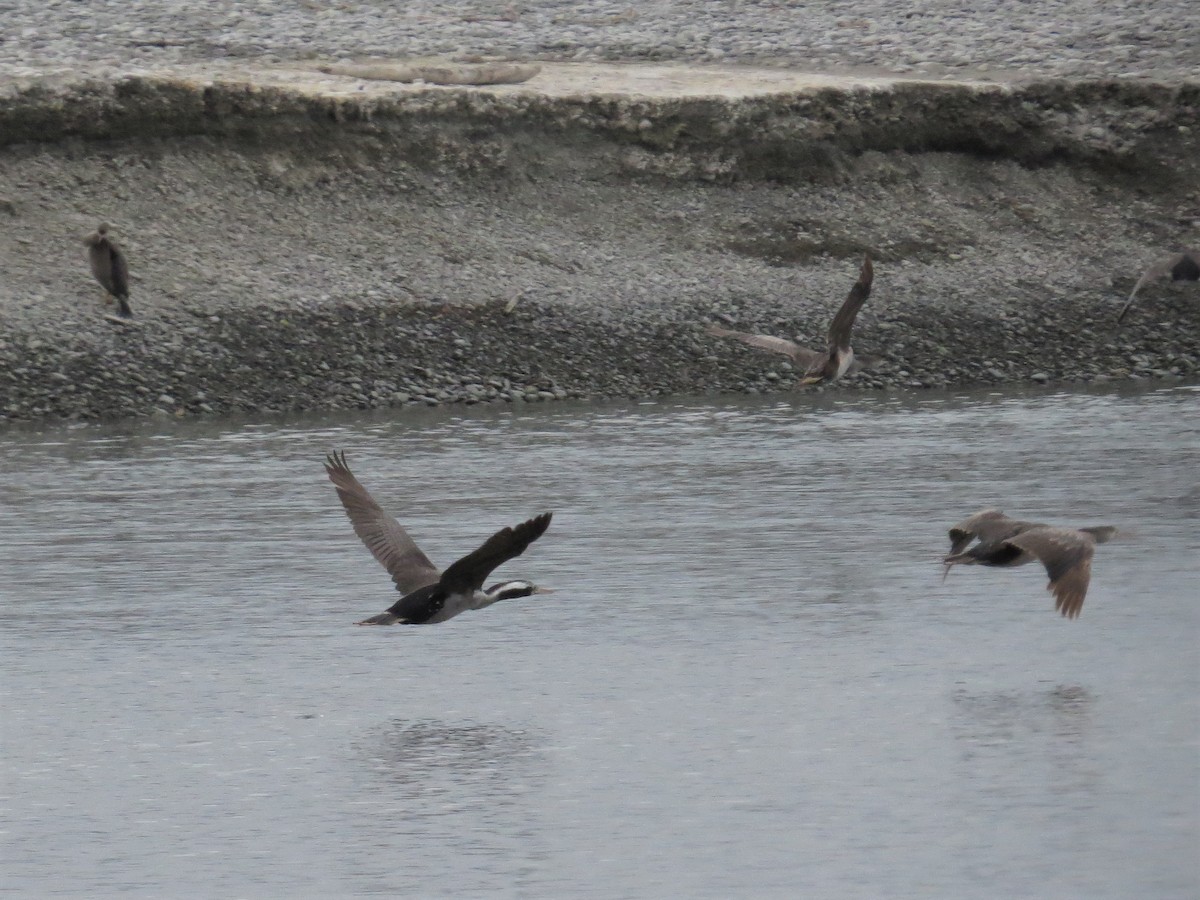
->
[324, 451, 553, 625]
[943, 509, 1117, 619]
[707, 254, 874, 386]
[84, 223, 133, 319]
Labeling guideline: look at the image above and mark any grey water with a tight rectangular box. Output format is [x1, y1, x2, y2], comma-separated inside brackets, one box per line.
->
[1, 383, 1197, 898]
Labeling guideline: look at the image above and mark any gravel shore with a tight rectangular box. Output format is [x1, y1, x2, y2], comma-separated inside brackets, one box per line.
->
[1, 2, 1198, 423]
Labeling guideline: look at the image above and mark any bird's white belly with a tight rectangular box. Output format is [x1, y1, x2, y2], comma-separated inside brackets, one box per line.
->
[835, 347, 854, 379]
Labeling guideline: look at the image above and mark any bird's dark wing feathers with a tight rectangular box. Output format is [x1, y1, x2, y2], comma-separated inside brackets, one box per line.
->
[1003, 527, 1097, 618]
[383, 583, 447, 622]
[827, 254, 873, 352]
[438, 513, 553, 596]
[324, 451, 441, 595]
[109, 243, 130, 299]
[89, 244, 113, 293]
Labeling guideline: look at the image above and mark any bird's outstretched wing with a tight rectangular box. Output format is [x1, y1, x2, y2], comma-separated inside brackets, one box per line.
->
[1118, 250, 1199, 323]
[1003, 527, 1104, 619]
[705, 324, 821, 367]
[438, 513, 553, 596]
[324, 451, 441, 595]
[826, 254, 873, 352]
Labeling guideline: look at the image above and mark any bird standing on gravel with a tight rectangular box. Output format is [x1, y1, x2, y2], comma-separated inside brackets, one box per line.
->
[706, 254, 874, 386]
[1117, 249, 1198, 323]
[324, 451, 554, 625]
[942, 509, 1117, 619]
[84, 223, 133, 319]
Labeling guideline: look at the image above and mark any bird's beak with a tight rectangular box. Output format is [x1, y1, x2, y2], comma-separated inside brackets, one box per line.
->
[797, 375, 823, 386]
[941, 556, 963, 582]
[532, 586, 555, 595]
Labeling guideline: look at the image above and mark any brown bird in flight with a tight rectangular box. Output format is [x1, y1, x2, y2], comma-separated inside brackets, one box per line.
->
[1117, 249, 1198, 323]
[84, 223, 133, 319]
[707, 254, 874, 386]
[942, 509, 1117, 619]
[324, 451, 553, 625]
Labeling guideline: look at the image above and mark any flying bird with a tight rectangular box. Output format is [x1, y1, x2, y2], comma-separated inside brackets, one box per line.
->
[942, 509, 1117, 619]
[1117, 249, 1198, 323]
[324, 451, 552, 625]
[707, 254, 874, 386]
[84, 223, 133, 319]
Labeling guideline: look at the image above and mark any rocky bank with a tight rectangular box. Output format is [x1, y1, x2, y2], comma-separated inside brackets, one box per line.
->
[1, 66, 1198, 422]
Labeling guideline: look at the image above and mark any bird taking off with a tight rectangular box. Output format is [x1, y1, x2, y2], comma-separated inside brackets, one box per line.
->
[706, 254, 874, 386]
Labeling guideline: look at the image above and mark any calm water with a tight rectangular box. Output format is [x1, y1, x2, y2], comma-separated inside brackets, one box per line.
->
[1, 384, 1197, 898]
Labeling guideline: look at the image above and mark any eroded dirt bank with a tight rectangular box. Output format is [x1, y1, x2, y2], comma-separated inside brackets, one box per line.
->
[1, 66, 1197, 422]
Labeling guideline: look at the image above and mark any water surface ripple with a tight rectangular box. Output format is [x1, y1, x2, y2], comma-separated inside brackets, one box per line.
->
[2, 384, 1197, 897]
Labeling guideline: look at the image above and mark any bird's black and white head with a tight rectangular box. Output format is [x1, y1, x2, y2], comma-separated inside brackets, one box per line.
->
[482, 579, 551, 604]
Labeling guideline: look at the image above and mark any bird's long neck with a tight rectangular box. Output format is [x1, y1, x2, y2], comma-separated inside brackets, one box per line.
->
[469, 580, 535, 610]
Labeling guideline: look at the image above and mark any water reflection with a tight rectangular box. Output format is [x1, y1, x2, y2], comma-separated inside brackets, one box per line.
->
[343, 719, 551, 894]
[951, 684, 1095, 747]
[354, 719, 546, 803]
[950, 684, 1100, 797]
[1172, 483, 1200, 519]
